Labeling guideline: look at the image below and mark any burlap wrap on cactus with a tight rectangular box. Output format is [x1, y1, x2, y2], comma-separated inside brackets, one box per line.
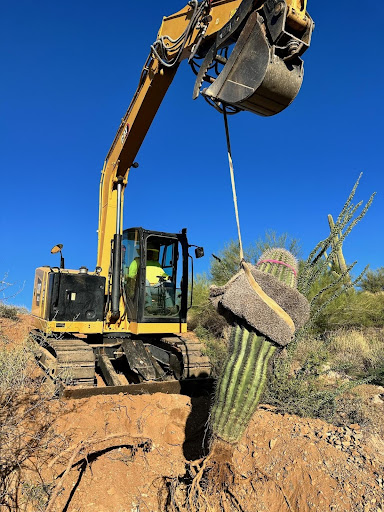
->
[210, 265, 310, 346]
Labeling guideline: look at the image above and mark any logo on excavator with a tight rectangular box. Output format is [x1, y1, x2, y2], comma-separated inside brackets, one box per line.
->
[121, 123, 130, 144]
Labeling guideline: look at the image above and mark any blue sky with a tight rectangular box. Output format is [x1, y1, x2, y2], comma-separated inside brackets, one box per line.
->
[1, 1, 383, 308]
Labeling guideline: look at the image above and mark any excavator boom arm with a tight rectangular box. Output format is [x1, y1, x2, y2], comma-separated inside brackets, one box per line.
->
[97, 0, 246, 275]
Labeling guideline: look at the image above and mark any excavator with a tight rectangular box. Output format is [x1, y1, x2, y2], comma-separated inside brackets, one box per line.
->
[31, 0, 313, 398]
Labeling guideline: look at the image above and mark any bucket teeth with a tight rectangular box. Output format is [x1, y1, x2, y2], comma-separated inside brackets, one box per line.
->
[192, 44, 216, 100]
[192, 0, 254, 101]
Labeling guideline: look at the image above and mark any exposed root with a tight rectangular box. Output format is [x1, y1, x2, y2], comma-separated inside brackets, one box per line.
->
[46, 434, 152, 511]
[161, 438, 293, 512]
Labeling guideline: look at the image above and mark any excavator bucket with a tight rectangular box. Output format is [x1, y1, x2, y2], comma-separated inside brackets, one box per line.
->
[193, 0, 313, 116]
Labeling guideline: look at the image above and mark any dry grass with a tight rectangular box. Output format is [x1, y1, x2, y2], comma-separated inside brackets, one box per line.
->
[0, 334, 68, 511]
[328, 328, 384, 374]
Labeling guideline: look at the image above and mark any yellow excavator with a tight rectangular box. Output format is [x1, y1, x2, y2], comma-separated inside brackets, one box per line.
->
[31, 0, 313, 398]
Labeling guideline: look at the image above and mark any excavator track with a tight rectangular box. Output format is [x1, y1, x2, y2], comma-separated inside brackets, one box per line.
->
[34, 332, 212, 399]
[161, 333, 211, 379]
[36, 336, 95, 387]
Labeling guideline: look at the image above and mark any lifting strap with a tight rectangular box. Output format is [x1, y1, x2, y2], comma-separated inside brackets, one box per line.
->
[222, 107, 295, 334]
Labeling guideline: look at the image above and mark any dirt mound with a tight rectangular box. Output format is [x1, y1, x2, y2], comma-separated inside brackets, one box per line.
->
[0, 315, 35, 347]
[48, 393, 384, 512]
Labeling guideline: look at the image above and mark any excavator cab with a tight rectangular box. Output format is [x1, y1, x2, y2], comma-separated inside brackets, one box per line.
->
[122, 228, 190, 325]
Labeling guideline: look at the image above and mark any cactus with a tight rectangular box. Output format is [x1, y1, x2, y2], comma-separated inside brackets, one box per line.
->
[256, 247, 298, 288]
[210, 248, 298, 445]
[210, 326, 276, 443]
[327, 214, 351, 284]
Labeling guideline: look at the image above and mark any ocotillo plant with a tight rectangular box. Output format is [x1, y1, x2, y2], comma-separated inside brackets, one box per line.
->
[210, 248, 299, 445]
[326, 214, 351, 284]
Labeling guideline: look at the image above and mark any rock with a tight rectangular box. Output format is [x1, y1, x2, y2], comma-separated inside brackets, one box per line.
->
[269, 438, 277, 450]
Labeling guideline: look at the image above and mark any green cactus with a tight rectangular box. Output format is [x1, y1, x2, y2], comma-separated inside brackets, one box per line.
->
[210, 248, 298, 444]
[256, 247, 298, 288]
[327, 214, 351, 284]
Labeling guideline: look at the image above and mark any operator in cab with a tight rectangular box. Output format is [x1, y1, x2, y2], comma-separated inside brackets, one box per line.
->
[128, 242, 176, 314]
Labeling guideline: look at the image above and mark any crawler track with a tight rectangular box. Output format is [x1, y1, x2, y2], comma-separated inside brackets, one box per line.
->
[161, 333, 211, 379]
[34, 332, 211, 398]
[36, 337, 95, 387]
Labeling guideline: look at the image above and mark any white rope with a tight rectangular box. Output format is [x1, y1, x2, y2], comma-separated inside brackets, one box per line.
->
[222, 106, 295, 333]
[223, 107, 244, 261]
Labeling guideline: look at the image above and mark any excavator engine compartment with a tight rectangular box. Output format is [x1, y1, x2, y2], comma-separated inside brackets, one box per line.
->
[47, 271, 105, 322]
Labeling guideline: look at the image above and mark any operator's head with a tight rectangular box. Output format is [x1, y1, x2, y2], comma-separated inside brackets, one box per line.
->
[147, 240, 160, 261]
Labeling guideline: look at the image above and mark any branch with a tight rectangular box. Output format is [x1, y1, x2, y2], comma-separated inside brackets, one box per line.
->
[46, 433, 152, 511]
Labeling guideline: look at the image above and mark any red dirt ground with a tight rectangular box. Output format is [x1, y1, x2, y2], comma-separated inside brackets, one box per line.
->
[1, 316, 384, 511]
[50, 393, 384, 512]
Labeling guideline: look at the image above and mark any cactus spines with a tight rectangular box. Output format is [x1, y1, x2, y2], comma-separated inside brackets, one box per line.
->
[210, 326, 275, 443]
[256, 247, 298, 288]
[210, 248, 298, 445]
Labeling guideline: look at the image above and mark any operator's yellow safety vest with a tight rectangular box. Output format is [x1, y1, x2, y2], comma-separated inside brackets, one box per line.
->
[128, 258, 168, 286]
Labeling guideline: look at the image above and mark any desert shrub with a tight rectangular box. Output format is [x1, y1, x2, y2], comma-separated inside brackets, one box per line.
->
[332, 393, 373, 427]
[311, 290, 384, 332]
[359, 267, 384, 293]
[188, 274, 227, 339]
[0, 303, 20, 321]
[0, 337, 65, 511]
[0, 341, 35, 389]
[262, 338, 345, 422]
[263, 325, 384, 424]
[328, 328, 384, 383]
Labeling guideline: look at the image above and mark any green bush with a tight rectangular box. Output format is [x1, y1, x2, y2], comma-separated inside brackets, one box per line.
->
[188, 274, 227, 338]
[311, 290, 384, 332]
[0, 302, 20, 321]
[360, 267, 384, 293]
